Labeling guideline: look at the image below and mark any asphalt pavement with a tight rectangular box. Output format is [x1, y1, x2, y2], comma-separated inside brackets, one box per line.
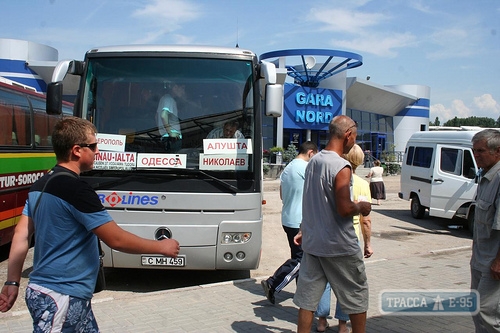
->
[0, 169, 475, 332]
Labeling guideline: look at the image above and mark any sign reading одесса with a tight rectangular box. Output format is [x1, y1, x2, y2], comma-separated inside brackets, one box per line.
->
[136, 153, 187, 169]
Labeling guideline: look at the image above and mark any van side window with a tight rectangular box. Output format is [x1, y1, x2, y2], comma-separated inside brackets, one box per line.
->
[463, 150, 476, 179]
[440, 148, 462, 175]
[406, 146, 415, 165]
[413, 147, 433, 168]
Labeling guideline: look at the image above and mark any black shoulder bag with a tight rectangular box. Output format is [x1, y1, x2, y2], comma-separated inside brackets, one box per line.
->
[33, 171, 106, 293]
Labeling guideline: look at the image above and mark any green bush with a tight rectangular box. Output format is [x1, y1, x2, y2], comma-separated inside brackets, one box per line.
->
[270, 146, 284, 154]
[283, 144, 298, 163]
[263, 164, 270, 175]
[383, 162, 401, 175]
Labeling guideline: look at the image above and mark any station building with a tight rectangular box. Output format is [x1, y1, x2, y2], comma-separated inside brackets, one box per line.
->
[0, 39, 430, 160]
[0, 38, 78, 98]
[260, 49, 430, 161]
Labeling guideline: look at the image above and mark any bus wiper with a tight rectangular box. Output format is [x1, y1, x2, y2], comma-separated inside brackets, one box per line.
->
[90, 174, 137, 190]
[88, 169, 238, 193]
[191, 169, 238, 193]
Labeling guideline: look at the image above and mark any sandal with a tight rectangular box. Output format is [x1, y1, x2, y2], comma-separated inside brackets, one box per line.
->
[316, 322, 329, 332]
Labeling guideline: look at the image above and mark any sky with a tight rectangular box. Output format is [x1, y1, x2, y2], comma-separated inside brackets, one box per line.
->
[2, 0, 499, 123]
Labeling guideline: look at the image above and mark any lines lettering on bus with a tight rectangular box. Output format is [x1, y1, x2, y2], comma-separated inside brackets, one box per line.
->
[98, 192, 159, 207]
[0, 172, 46, 190]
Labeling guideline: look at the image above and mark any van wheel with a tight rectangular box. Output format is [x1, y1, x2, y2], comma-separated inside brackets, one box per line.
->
[411, 196, 425, 219]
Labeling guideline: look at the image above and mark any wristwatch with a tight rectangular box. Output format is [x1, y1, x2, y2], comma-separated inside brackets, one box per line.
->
[4, 281, 20, 287]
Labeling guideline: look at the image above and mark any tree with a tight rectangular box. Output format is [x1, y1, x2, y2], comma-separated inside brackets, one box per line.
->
[429, 117, 440, 126]
[443, 116, 497, 128]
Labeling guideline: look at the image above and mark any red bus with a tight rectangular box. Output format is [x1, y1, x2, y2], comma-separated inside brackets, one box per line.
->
[0, 80, 72, 246]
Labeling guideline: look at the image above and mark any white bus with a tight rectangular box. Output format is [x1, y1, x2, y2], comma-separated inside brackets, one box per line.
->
[46, 45, 283, 271]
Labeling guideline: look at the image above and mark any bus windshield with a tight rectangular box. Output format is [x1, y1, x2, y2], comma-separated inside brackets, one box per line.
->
[81, 56, 255, 184]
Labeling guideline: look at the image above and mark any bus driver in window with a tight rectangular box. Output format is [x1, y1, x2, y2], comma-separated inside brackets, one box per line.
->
[206, 120, 244, 139]
[156, 82, 184, 153]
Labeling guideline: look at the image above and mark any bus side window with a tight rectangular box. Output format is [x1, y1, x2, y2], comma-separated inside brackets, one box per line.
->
[0, 104, 14, 145]
[34, 111, 47, 146]
[13, 106, 30, 146]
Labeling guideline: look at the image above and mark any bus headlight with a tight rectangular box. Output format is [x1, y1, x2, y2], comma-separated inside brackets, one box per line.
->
[221, 232, 252, 244]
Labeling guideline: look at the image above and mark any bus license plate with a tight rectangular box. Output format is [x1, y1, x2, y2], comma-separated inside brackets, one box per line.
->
[141, 256, 185, 267]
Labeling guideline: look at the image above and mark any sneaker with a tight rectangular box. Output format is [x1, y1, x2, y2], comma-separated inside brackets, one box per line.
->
[261, 279, 275, 304]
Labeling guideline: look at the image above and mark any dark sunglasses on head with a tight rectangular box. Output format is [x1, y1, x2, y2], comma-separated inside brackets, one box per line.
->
[346, 121, 358, 132]
[76, 142, 98, 152]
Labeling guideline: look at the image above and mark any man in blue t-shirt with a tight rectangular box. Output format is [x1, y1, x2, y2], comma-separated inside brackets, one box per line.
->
[0, 117, 180, 332]
[261, 141, 317, 303]
[157, 83, 184, 153]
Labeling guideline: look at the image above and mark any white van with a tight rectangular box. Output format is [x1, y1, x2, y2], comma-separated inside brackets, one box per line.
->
[399, 130, 479, 230]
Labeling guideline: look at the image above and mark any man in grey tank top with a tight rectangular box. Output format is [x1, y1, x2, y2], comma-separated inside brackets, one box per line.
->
[293, 115, 371, 333]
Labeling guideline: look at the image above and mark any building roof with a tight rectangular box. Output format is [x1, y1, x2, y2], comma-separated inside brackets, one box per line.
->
[346, 77, 417, 115]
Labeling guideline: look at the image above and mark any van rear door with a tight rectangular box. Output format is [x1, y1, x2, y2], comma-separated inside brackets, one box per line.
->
[429, 145, 477, 219]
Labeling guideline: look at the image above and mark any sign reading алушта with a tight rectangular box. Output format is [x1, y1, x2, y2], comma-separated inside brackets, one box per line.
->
[203, 139, 253, 155]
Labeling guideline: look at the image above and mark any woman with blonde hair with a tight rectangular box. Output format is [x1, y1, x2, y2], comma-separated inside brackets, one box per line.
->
[345, 144, 373, 251]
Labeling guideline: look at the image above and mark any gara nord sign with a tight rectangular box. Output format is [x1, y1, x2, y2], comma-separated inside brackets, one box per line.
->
[283, 83, 342, 130]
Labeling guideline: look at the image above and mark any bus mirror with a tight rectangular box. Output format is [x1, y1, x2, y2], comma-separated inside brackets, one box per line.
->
[265, 84, 283, 117]
[260, 61, 276, 85]
[46, 82, 63, 115]
[68, 60, 84, 75]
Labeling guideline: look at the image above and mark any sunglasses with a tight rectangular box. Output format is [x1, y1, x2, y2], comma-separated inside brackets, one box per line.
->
[346, 121, 358, 132]
[77, 142, 98, 152]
